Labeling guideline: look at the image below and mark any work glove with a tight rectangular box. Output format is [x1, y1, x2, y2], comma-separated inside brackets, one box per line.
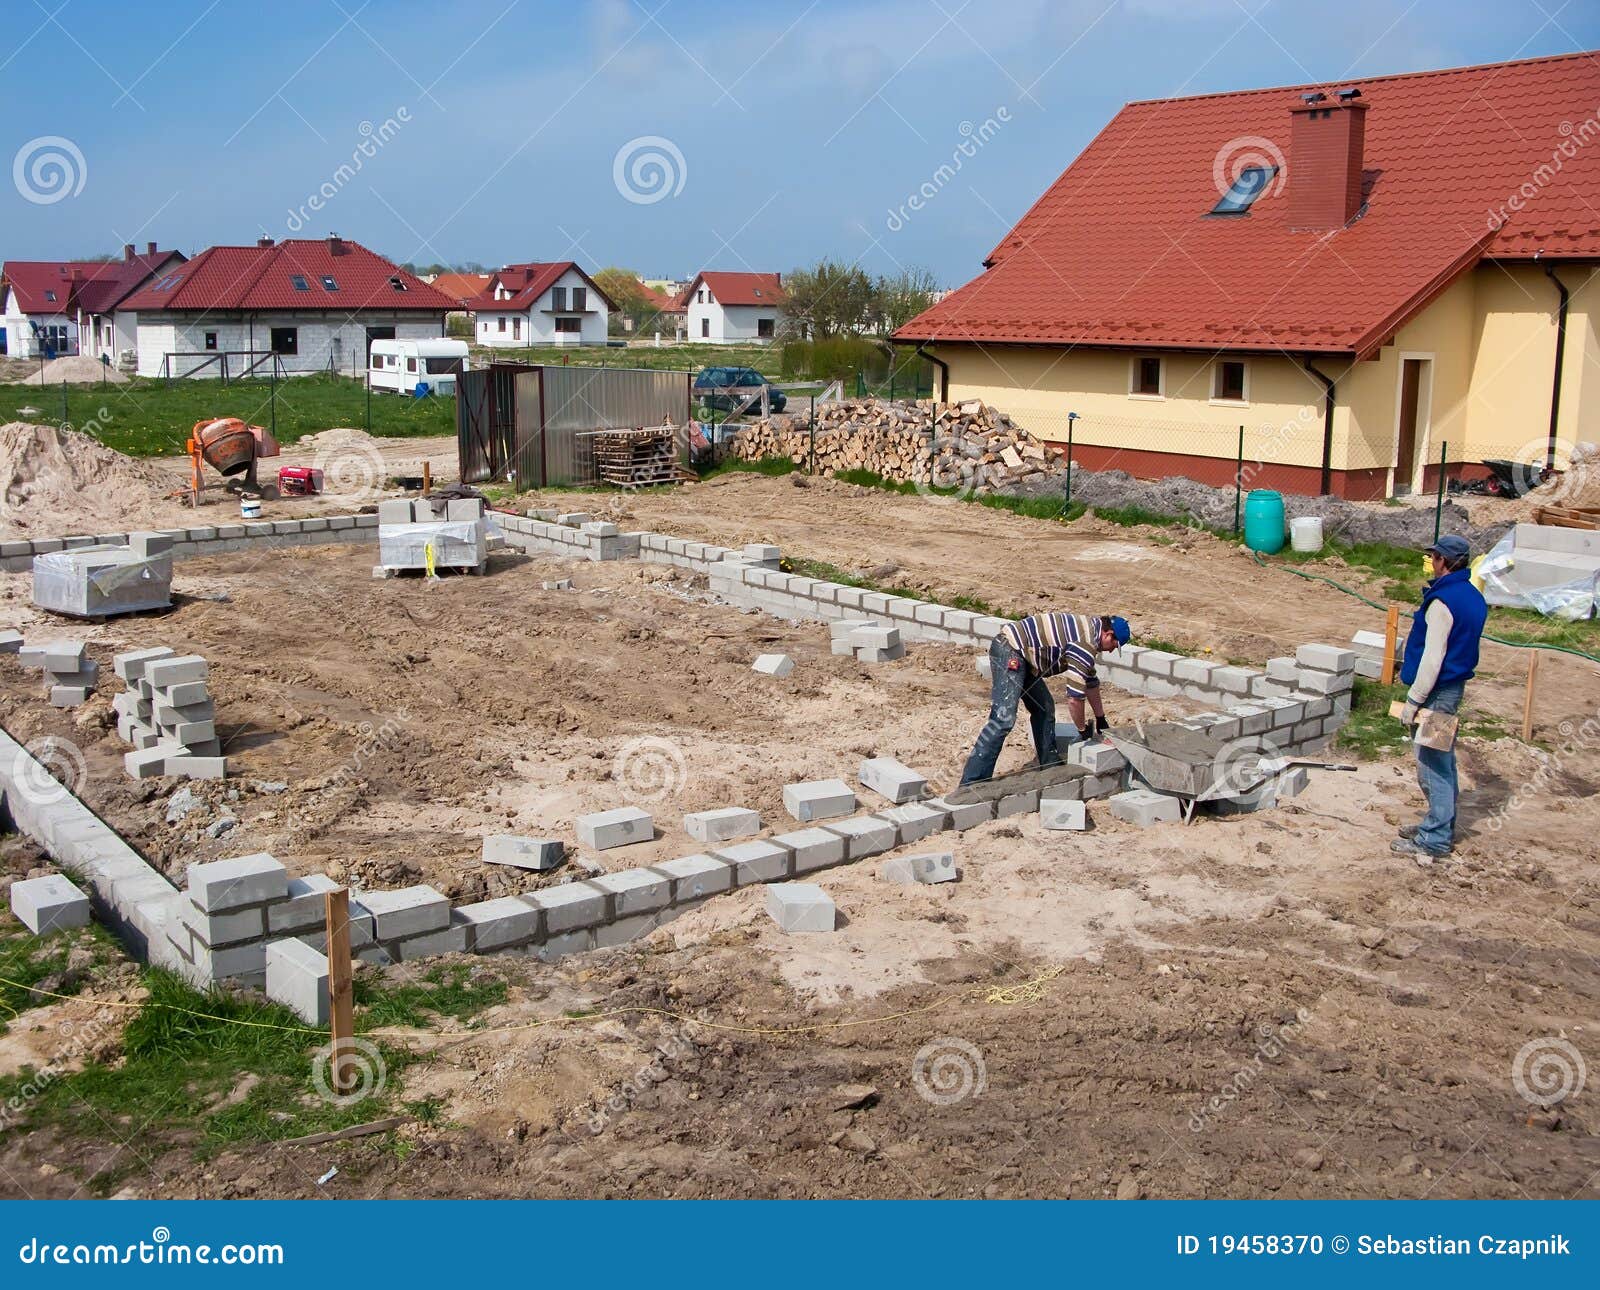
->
[1077, 726, 1095, 743]
[1399, 701, 1420, 727]
[1092, 717, 1111, 738]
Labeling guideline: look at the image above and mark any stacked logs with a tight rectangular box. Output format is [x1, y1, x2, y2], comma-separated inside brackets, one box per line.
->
[728, 399, 1060, 492]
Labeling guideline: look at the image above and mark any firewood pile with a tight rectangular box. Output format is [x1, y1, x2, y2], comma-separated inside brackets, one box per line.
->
[728, 399, 1061, 492]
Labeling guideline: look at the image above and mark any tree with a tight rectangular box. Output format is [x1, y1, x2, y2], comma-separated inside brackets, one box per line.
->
[593, 266, 679, 337]
[781, 259, 874, 339]
[874, 266, 940, 334]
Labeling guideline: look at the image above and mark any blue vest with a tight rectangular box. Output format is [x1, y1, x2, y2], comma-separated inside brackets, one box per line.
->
[1400, 567, 1487, 690]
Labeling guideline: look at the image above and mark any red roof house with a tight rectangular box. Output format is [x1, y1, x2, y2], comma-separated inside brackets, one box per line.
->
[681, 272, 785, 343]
[2, 242, 185, 360]
[468, 261, 614, 348]
[894, 52, 1600, 499]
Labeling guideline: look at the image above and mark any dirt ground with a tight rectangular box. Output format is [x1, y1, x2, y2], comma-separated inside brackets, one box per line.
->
[0, 471, 1596, 1199]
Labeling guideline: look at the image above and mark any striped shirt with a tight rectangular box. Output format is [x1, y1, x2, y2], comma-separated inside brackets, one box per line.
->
[999, 613, 1104, 698]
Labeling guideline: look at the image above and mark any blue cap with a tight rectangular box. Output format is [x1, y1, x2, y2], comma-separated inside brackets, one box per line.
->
[1109, 615, 1131, 647]
[1427, 535, 1470, 562]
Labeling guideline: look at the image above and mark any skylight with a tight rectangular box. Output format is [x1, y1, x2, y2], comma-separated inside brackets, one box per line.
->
[290, 274, 310, 291]
[321, 275, 338, 292]
[44, 289, 56, 302]
[1210, 165, 1278, 216]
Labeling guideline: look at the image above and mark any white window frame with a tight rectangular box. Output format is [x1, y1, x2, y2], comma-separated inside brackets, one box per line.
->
[1209, 358, 1250, 407]
[1128, 354, 1166, 401]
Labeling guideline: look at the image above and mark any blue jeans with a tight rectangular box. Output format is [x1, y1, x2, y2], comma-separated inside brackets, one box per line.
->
[1414, 679, 1465, 853]
[960, 639, 1061, 784]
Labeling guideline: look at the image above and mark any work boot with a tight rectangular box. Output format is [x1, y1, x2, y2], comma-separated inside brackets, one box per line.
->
[1390, 836, 1451, 863]
[1398, 824, 1421, 841]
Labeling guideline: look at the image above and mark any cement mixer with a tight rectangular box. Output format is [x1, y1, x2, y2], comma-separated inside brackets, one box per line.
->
[185, 418, 280, 502]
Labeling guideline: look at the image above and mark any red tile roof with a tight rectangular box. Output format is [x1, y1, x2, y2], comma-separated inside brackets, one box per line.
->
[120, 238, 452, 313]
[682, 271, 784, 308]
[3, 248, 184, 316]
[428, 272, 491, 306]
[468, 261, 615, 313]
[896, 51, 1600, 358]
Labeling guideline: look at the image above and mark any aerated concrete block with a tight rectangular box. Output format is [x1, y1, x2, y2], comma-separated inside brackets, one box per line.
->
[782, 778, 857, 823]
[1296, 643, 1355, 673]
[858, 756, 929, 803]
[123, 748, 168, 779]
[876, 801, 947, 845]
[40, 640, 86, 672]
[576, 806, 653, 851]
[526, 882, 608, 933]
[651, 854, 735, 903]
[821, 814, 897, 860]
[10, 873, 91, 935]
[683, 807, 760, 844]
[1040, 795, 1088, 831]
[770, 827, 847, 874]
[589, 867, 671, 916]
[145, 654, 208, 688]
[49, 685, 91, 708]
[377, 500, 413, 525]
[711, 839, 791, 885]
[881, 851, 957, 885]
[1296, 668, 1353, 696]
[387, 922, 469, 961]
[925, 795, 995, 830]
[166, 754, 225, 780]
[454, 897, 540, 952]
[0, 630, 22, 653]
[996, 789, 1039, 817]
[354, 884, 449, 939]
[267, 874, 340, 935]
[482, 834, 565, 870]
[1108, 789, 1183, 827]
[265, 938, 329, 1026]
[128, 531, 174, 558]
[1068, 741, 1125, 775]
[752, 653, 795, 678]
[1265, 656, 1300, 684]
[765, 882, 835, 933]
[187, 853, 288, 912]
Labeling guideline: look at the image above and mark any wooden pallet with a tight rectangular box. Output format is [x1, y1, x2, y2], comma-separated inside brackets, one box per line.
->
[1533, 504, 1600, 530]
[593, 428, 695, 488]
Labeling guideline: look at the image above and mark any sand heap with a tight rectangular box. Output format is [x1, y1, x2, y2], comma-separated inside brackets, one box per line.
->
[0, 421, 174, 537]
[20, 354, 129, 385]
[1515, 441, 1600, 514]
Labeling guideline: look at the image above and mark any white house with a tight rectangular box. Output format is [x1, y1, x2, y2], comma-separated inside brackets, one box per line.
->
[119, 235, 451, 379]
[681, 271, 785, 344]
[470, 262, 612, 348]
[1, 242, 183, 362]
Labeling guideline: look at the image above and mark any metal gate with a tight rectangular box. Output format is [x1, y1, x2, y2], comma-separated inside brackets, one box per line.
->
[455, 363, 535, 483]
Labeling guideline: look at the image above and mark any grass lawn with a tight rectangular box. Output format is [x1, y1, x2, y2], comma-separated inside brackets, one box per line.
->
[0, 374, 456, 457]
[465, 341, 788, 379]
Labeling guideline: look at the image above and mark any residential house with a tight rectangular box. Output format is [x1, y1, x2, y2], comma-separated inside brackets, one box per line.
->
[894, 52, 1600, 498]
[425, 271, 492, 307]
[681, 272, 785, 343]
[119, 235, 452, 379]
[470, 262, 612, 348]
[1, 242, 185, 362]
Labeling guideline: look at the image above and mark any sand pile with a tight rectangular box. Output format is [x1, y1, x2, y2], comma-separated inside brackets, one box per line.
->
[0, 421, 174, 537]
[21, 354, 129, 385]
[1513, 441, 1600, 514]
[291, 426, 380, 455]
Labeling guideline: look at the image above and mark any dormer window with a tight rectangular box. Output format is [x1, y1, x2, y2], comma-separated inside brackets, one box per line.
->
[1209, 165, 1278, 216]
[44, 289, 56, 302]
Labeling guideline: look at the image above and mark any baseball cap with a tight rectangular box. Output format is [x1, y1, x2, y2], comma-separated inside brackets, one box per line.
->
[1426, 535, 1470, 562]
[1108, 615, 1131, 647]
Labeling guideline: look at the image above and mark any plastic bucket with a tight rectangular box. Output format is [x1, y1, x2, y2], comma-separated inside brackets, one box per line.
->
[1243, 489, 1286, 554]
[240, 497, 262, 520]
[1290, 515, 1324, 553]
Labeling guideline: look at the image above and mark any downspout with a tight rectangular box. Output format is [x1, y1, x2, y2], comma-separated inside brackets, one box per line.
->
[1541, 257, 1570, 471]
[1304, 357, 1337, 495]
[916, 344, 949, 402]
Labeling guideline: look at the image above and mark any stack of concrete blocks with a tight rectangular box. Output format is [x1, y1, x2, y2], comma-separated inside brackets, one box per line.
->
[165, 853, 292, 988]
[376, 496, 488, 574]
[18, 639, 99, 708]
[1348, 630, 1388, 679]
[494, 512, 650, 563]
[0, 514, 381, 575]
[31, 531, 174, 619]
[1482, 522, 1600, 607]
[829, 620, 905, 663]
[113, 648, 226, 780]
[10, 872, 93, 934]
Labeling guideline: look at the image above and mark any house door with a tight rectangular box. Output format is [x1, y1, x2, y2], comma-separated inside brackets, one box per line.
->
[1394, 358, 1427, 494]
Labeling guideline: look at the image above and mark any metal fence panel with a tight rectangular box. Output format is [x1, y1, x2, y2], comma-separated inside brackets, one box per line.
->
[510, 369, 545, 488]
[539, 367, 690, 486]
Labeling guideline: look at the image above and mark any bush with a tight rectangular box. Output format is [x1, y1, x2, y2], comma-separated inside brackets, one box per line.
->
[780, 337, 884, 381]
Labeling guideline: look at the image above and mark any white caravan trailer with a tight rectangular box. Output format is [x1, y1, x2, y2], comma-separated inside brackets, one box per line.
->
[369, 338, 469, 395]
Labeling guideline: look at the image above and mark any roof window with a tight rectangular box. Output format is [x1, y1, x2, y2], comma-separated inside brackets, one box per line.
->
[290, 274, 310, 291]
[1209, 165, 1278, 216]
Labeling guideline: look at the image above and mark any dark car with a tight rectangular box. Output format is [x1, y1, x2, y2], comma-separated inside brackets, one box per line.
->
[693, 366, 786, 414]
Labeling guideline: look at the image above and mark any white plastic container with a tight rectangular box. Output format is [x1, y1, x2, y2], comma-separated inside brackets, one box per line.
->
[240, 497, 262, 520]
[1290, 515, 1324, 553]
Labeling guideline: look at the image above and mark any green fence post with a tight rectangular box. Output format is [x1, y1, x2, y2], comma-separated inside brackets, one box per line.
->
[1233, 424, 1245, 536]
[809, 395, 816, 475]
[1063, 411, 1077, 513]
[1434, 441, 1448, 543]
[366, 367, 372, 435]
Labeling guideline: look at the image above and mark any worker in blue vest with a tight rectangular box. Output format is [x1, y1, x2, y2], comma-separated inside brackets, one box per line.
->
[1392, 534, 1487, 861]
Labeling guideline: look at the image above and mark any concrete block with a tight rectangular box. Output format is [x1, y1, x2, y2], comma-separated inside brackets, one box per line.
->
[592, 912, 669, 949]
[765, 882, 835, 933]
[782, 778, 857, 823]
[482, 834, 565, 871]
[881, 851, 957, 885]
[166, 754, 226, 780]
[1209, 666, 1257, 695]
[145, 654, 208, 688]
[1296, 668, 1353, 696]
[49, 685, 92, 708]
[820, 814, 897, 860]
[1265, 656, 1300, 684]
[10, 873, 92, 935]
[17, 644, 47, 670]
[743, 543, 780, 564]
[1108, 789, 1183, 827]
[265, 938, 329, 1025]
[1354, 655, 1382, 680]
[575, 806, 653, 851]
[128, 531, 174, 558]
[854, 643, 906, 663]
[1068, 741, 1125, 775]
[876, 800, 948, 845]
[770, 827, 847, 874]
[1081, 771, 1125, 798]
[40, 640, 86, 672]
[179, 897, 265, 948]
[267, 874, 340, 935]
[848, 624, 901, 651]
[975, 654, 992, 679]
[123, 747, 168, 779]
[830, 617, 876, 640]
[651, 854, 735, 903]
[377, 500, 413, 524]
[925, 795, 995, 830]
[996, 789, 1039, 817]
[683, 807, 760, 844]
[589, 867, 671, 916]
[858, 756, 929, 804]
[752, 653, 794, 678]
[711, 839, 791, 885]
[1040, 795, 1088, 831]
[527, 883, 609, 933]
[536, 928, 596, 961]
[0, 629, 22, 653]
[1296, 643, 1356, 673]
[162, 680, 210, 707]
[1276, 766, 1310, 798]
[355, 884, 449, 939]
[454, 896, 540, 952]
[447, 498, 485, 522]
[186, 852, 288, 912]
[556, 511, 592, 526]
[387, 922, 469, 961]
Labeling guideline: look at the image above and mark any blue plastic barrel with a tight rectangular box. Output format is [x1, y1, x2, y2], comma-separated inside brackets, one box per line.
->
[1243, 489, 1286, 554]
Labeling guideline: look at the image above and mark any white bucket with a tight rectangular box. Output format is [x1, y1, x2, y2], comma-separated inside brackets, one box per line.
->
[1290, 515, 1324, 552]
[240, 496, 262, 520]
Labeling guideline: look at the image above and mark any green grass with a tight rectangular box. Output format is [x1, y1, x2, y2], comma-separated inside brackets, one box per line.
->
[1089, 503, 1219, 534]
[0, 373, 455, 457]
[354, 962, 507, 1029]
[783, 555, 1008, 619]
[698, 455, 798, 480]
[468, 341, 785, 378]
[1335, 678, 1410, 760]
[0, 921, 121, 1033]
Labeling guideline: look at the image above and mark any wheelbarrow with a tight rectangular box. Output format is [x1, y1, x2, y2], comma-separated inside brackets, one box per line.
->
[1107, 723, 1355, 823]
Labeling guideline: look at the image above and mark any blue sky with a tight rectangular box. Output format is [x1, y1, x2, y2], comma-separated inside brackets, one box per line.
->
[3, 0, 1597, 285]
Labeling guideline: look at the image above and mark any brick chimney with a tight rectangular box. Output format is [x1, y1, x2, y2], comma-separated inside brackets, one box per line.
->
[1288, 92, 1367, 231]
[257, 236, 275, 248]
[123, 243, 135, 261]
[146, 241, 157, 256]
[327, 233, 346, 255]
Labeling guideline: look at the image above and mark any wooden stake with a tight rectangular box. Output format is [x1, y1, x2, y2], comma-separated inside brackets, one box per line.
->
[422, 461, 431, 494]
[1380, 604, 1401, 686]
[324, 888, 356, 1096]
[1522, 651, 1540, 742]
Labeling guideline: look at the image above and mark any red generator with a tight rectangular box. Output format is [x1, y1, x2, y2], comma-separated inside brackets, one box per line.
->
[277, 466, 324, 497]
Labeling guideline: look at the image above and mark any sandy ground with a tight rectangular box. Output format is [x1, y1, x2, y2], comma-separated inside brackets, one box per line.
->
[0, 472, 1596, 1199]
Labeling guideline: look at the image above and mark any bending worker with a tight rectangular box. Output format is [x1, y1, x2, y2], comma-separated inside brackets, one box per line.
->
[1392, 534, 1486, 861]
[960, 611, 1131, 785]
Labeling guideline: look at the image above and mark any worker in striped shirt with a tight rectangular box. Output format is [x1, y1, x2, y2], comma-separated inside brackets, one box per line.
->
[959, 611, 1132, 785]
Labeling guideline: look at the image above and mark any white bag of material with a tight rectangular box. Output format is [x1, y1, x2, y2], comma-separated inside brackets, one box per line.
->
[377, 518, 487, 570]
[1476, 532, 1597, 620]
[33, 546, 173, 618]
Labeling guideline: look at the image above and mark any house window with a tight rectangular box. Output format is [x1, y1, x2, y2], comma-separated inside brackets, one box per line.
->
[204, 331, 218, 351]
[572, 287, 586, 312]
[1209, 165, 1278, 216]
[321, 275, 338, 292]
[290, 274, 310, 292]
[512, 317, 522, 340]
[1130, 355, 1163, 398]
[697, 288, 706, 303]
[498, 316, 506, 333]
[270, 327, 298, 355]
[757, 317, 775, 338]
[1212, 360, 1247, 403]
[44, 289, 57, 303]
[551, 286, 567, 311]
[555, 316, 581, 333]
[701, 317, 710, 338]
